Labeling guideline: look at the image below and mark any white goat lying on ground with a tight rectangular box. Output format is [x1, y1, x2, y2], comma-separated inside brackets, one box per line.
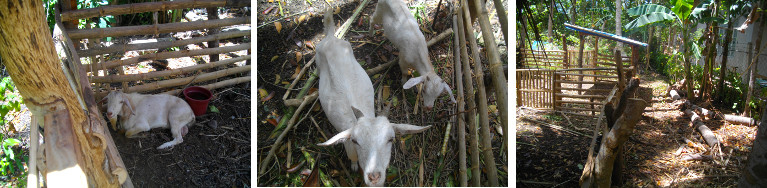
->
[369, 0, 455, 110]
[100, 90, 195, 149]
[316, 8, 431, 186]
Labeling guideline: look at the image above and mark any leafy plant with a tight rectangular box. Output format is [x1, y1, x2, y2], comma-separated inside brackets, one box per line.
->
[0, 77, 22, 127]
[408, 2, 426, 24]
[0, 137, 23, 177]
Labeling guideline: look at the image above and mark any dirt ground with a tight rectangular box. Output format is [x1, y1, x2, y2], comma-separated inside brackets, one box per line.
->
[256, 0, 508, 186]
[516, 72, 757, 187]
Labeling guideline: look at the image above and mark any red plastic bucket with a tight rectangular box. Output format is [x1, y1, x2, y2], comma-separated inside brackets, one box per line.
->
[183, 86, 212, 116]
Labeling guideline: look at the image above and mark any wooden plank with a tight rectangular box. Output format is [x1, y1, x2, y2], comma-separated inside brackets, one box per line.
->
[556, 93, 607, 99]
[85, 43, 249, 72]
[558, 106, 602, 112]
[90, 55, 250, 83]
[68, 17, 250, 40]
[61, 0, 249, 21]
[77, 29, 250, 56]
[556, 100, 605, 105]
[555, 87, 613, 92]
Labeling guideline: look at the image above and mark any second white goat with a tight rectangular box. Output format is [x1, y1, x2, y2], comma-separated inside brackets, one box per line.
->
[316, 8, 431, 186]
[369, 0, 456, 110]
[101, 90, 195, 150]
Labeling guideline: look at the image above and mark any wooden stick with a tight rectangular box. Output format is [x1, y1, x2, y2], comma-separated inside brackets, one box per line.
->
[452, 14, 468, 187]
[259, 92, 319, 174]
[68, 17, 250, 40]
[457, 5, 480, 187]
[86, 43, 249, 72]
[61, 0, 248, 21]
[160, 76, 249, 95]
[724, 114, 757, 126]
[91, 55, 249, 83]
[492, 0, 507, 44]
[684, 109, 720, 147]
[123, 65, 249, 93]
[78, 30, 249, 57]
[463, 0, 498, 185]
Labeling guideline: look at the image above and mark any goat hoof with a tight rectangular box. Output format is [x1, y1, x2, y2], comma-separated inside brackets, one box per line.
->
[351, 163, 358, 171]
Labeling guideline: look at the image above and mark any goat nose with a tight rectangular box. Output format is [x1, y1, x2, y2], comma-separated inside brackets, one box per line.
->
[368, 172, 381, 183]
[107, 112, 112, 116]
[425, 106, 433, 111]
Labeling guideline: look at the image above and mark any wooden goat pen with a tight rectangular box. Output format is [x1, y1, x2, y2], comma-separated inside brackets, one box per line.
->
[46, 0, 250, 187]
[57, 0, 251, 102]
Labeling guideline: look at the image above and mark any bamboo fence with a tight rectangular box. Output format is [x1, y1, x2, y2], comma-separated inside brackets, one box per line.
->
[517, 48, 636, 117]
[59, 0, 251, 100]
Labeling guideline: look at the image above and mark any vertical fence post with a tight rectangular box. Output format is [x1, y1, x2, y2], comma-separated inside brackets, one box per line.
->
[616, 49, 625, 91]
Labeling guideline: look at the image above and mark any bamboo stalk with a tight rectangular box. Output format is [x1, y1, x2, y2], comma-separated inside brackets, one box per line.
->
[207, 7, 220, 62]
[464, 1, 500, 184]
[555, 87, 612, 92]
[86, 43, 249, 72]
[456, 7, 480, 187]
[124, 65, 249, 93]
[91, 55, 249, 83]
[492, 0, 507, 44]
[558, 107, 603, 112]
[555, 93, 607, 99]
[556, 100, 605, 105]
[160, 76, 249, 95]
[555, 80, 616, 85]
[452, 14, 468, 187]
[61, 0, 248, 21]
[78, 30, 249, 57]
[68, 17, 250, 40]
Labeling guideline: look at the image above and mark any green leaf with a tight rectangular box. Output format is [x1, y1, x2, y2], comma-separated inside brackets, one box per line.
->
[627, 4, 673, 17]
[671, 0, 694, 21]
[209, 105, 220, 113]
[624, 12, 677, 31]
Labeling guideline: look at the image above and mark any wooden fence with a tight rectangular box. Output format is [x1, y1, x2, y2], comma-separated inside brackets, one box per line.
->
[517, 49, 634, 117]
[56, 0, 251, 100]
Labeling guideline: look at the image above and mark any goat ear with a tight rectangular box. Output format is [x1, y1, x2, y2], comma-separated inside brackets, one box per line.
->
[403, 76, 425, 89]
[392, 124, 431, 135]
[318, 129, 352, 146]
[442, 83, 456, 104]
[122, 98, 135, 116]
[351, 106, 364, 119]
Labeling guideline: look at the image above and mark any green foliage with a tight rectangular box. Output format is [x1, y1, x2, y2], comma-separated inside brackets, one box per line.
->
[0, 137, 24, 177]
[0, 77, 22, 127]
[670, 0, 694, 21]
[408, 2, 427, 24]
[624, 4, 678, 32]
[42, 0, 57, 34]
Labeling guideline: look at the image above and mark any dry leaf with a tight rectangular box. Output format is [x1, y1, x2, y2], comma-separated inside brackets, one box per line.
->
[382, 85, 390, 100]
[309, 88, 318, 95]
[282, 81, 290, 85]
[275, 22, 283, 33]
[259, 88, 269, 98]
[303, 158, 320, 187]
[267, 118, 278, 126]
[261, 91, 275, 102]
[274, 75, 281, 85]
[306, 41, 314, 49]
[296, 52, 303, 62]
[334, 6, 341, 14]
[291, 66, 302, 79]
[271, 55, 279, 62]
[489, 105, 497, 113]
[298, 15, 307, 24]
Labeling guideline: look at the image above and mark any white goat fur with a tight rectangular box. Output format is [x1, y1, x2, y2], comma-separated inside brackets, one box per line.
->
[316, 9, 431, 186]
[103, 91, 195, 149]
[369, 0, 456, 109]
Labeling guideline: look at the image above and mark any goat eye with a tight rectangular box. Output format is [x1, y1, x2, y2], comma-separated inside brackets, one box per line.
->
[351, 139, 358, 145]
[388, 138, 394, 143]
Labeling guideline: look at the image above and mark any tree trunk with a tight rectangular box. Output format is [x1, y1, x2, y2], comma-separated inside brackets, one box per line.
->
[745, 22, 764, 117]
[615, 0, 622, 50]
[646, 26, 653, 69]
[683, 23, 695, 102]
[548, 0, 554, 43]
[0, 1, 121, 187]
[570, 0, 576, 24]
[738, 103, 767, 187]
[719, 18, 734, 101]
[581, 78, 647, 188]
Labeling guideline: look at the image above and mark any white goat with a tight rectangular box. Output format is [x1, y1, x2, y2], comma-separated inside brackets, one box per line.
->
[316, 8, 431, 186]
[100, 90, 195, 149]
[369, 0, 456, 110]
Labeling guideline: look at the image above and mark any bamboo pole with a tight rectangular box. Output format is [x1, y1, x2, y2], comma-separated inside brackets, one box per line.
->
[462, 0, 498, 185]
[91, 55, 249, 83]
[470, 0, 507, 151]
[54, 6, 134, 187]
[61, 0, 248, 21]
[160, 76, 249, 95]
[86, 43, 249, 72]
[77, 30, 249, 57]
[456, 6, 480, 186]
[123, 65, 249, 93]
[452, 14, 468, 187]
[68, 16, 250, 40]
[207, 7, 220, 62]
[492, 0, 507, 44]
[577, 34, 585, 94]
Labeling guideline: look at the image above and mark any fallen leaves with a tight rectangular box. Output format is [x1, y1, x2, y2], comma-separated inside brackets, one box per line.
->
[291, 66, 302, 80]
[275, 22, 283, 33]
